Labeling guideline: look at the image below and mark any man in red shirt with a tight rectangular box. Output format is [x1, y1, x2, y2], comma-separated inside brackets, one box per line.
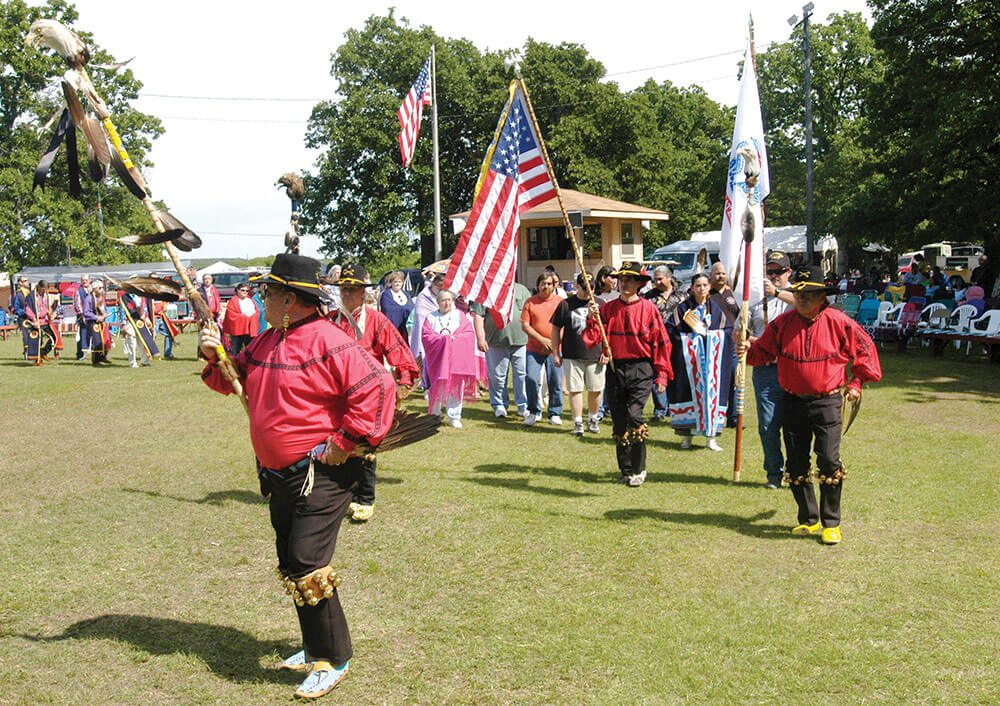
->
[741, 265, 882, 545]
[221, 281, 260, 355]
[202, 254, 396, 698]
[520, 271, 564, 425]
[584, 262, 672, 486]
[328, 263, 419, 522]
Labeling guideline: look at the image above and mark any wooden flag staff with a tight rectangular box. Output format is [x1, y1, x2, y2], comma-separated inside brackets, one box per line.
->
[515, 75, 615, 370]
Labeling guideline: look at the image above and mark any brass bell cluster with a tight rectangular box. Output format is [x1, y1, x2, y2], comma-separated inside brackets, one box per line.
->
[818, 467, 847, 486]
[276, 565, 341, 607]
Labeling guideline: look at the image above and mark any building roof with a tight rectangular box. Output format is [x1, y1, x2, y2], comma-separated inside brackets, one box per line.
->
[450, 188, 669, 223]
[14, 261, 191, 284]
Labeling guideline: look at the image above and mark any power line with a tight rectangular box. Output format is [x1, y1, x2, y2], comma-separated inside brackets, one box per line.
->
[199, 231, 322, 238]
[137, 47, 747, 104]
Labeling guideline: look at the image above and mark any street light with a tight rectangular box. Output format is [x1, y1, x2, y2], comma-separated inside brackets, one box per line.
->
[789, 2, 816, 265]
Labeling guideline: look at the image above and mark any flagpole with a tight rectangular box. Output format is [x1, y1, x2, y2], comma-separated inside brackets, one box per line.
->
[516, 75, 614, 370]
[732, 21, 759, 484]
[431, 44, 442, 261]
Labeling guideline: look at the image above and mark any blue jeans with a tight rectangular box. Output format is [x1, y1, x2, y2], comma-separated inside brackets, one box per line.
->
[753, 364, 785, 482]
[485, 344, 527, 413]
[155, 320, 174, 357]
[525, 350, 563, 417]
[652, 388, 668, 418]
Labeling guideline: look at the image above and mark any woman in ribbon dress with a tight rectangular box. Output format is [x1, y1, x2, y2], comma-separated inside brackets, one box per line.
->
[666, 273, 733, 451]
[421, 289, 479, 429]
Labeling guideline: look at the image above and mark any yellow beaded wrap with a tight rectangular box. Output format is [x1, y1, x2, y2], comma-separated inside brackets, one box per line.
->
[277, 565, 342, 607]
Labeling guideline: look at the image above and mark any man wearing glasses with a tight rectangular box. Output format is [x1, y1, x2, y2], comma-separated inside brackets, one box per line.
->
[746, 251, 796, 489]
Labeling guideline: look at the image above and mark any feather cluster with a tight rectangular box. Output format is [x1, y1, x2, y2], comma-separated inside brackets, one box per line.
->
[115, 276, 184, 302]
[25, 19, 203, 255]
[25, 19, 89, 67]
[353, 410, 442, 456]
[276, 173, 305, 202]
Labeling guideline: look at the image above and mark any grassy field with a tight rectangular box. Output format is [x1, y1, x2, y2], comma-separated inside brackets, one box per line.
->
[0, 332, 998, 704]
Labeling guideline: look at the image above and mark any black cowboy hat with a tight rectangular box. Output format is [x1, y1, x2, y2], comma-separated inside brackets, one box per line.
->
[331, 263, 375, 287]
[252, 253, 330, 301]
[788, 265, 839, 294]
[613, 260, 651, 283]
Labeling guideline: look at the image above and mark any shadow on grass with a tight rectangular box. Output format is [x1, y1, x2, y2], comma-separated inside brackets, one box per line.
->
[474, 462, 748, 489]
[605, 508, 795, 539]
[465, 475, 597, 497]
[475, 462, 605, 484]
[123, 487, 267, 506]
[20, 614, 299, 684]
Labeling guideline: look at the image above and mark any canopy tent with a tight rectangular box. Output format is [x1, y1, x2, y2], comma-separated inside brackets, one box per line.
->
[196, 261, 241, 279]
[690, 225, 837, 255]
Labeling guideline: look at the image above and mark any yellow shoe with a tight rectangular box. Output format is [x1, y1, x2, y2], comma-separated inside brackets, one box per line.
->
[348, 502, 360, 515]
[821, 526, 842, 545]
[352, 504, 374, 522]
[791, 521, 822, 536]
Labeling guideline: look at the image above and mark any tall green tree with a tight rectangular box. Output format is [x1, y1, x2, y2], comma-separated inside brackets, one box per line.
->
[303, 12, 735, 265]
[0, 0, 164, 273]
[754, 12, 883, 247]
[864, 0, 999, 260]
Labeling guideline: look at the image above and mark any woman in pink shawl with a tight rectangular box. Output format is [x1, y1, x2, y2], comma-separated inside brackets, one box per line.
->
[421, 289, 479, 428]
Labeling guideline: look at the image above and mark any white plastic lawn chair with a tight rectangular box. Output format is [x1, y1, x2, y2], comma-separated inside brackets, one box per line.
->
[947, 304, 977, 349]
[964, 310, 1000, 355]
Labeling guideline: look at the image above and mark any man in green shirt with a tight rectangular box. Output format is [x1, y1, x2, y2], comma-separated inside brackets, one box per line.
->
[470, 282, 532, 419]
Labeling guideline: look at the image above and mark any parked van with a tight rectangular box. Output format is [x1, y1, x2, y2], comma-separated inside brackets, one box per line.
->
[646, 240, 719, 286]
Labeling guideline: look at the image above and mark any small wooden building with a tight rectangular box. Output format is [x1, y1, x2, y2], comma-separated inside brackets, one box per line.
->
[449, 188, 669, 286]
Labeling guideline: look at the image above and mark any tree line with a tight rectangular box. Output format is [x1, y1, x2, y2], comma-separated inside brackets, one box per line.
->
[3, 1, 997, 280]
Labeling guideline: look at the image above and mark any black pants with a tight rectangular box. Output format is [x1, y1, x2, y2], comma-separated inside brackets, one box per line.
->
[267, 457, 362, 665]
[353, 457, 376, 505]
[229, 334, 252, 355]
[606, 359, 654, 476]
[783, 393, 844, 527]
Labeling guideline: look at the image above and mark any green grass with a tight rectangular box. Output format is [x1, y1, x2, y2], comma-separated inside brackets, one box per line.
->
[1, 333, 998, 704]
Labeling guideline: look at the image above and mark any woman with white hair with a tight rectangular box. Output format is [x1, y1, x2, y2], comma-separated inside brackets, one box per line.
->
[421, 289, 479, 428]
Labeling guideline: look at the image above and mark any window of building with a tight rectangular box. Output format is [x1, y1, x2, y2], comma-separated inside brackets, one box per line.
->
[582, 224, 603, 259]
[528, 226, 574, 261]
[621, 222, 637, 257]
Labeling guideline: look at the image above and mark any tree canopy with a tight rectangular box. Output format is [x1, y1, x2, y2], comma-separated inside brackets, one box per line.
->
[303, 11, 735, 266]
[864, 0, 999, 254]
[0, 0, 165, 274]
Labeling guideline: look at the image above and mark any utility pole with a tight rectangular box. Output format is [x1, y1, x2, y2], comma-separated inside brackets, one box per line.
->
[789, 2, 816, 264]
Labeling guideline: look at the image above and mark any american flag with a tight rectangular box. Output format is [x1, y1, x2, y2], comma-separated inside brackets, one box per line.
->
[444, 82, 555, 324]
[397, 54, 433, 168]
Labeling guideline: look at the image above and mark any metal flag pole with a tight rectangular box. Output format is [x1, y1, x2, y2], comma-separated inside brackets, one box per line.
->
[515, 73, 614, 370]
[431, 44, 442, 261]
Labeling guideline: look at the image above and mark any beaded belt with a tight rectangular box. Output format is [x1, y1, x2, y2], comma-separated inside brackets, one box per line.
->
[792, 389, 840, 401]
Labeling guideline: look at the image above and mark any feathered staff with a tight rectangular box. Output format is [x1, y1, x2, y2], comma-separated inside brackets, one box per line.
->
[276, 173, 303, 255]
[25, 19, 246, 408]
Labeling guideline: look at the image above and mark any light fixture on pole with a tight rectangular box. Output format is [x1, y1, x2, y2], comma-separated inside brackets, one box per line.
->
[789, 2, 816, 265]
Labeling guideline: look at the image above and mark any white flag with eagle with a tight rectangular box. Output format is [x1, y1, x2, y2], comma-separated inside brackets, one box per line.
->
[719, 38, 770, 310]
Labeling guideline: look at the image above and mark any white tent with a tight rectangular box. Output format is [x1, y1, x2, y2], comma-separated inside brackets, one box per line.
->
[196, 261, 241, 279]
[691, 225, 837, 255]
